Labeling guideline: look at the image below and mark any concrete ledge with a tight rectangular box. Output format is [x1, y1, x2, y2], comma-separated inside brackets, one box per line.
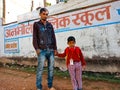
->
[0, 56, 120, 72]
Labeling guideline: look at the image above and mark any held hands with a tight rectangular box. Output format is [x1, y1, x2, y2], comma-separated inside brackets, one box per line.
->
[54, 50, 58, 56]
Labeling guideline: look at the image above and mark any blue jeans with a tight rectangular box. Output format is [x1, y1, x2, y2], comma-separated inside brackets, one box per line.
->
[36, 49, 54, 90]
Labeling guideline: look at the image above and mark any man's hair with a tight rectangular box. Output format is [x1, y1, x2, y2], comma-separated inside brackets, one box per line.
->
[39, 8, 48, 14]
[67, 36, 76, 42]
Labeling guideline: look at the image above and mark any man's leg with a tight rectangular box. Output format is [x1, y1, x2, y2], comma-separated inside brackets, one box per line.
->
[36, 50, 46, 90]
[47, 51, 55, 89]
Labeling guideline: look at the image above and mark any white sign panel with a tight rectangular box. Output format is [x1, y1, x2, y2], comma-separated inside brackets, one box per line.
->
[4, 1, 120, 53]
[4, 39, 19, 53]
[48, 1, 120, 33]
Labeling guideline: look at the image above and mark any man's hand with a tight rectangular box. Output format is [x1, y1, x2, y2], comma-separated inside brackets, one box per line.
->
[36, 49, 40, 56]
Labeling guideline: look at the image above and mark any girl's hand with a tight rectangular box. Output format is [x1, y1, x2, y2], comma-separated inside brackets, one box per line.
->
[82, 65, 86, 71]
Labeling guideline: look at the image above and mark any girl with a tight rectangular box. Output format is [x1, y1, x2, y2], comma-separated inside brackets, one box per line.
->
[56, 36, 86, 90]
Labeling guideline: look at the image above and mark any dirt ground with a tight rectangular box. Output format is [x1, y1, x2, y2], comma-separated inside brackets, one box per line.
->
[0, 67, 120, 90]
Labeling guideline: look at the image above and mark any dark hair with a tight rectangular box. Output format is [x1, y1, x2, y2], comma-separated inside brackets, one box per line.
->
[39, 8, 48, 14]
[67, 36, 76, 42]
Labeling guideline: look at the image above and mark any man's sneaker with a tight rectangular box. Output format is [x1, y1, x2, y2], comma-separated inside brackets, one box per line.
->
[49, 87, 56, 90]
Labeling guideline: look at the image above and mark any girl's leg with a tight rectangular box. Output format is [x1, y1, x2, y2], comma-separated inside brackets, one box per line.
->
[68, 64, 78, 90]
[75, 62, 82, 90]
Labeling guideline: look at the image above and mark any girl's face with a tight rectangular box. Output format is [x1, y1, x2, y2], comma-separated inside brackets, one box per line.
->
[67, 41, 75, 47]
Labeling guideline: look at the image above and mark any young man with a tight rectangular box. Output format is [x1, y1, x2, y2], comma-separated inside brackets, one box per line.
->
[33, 8, 57, 90]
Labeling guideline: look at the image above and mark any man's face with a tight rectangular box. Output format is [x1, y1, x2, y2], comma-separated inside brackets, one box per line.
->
[40, 11, 49, 21]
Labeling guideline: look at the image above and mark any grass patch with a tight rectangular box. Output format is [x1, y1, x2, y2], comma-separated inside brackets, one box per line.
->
[3, 63, 120, 83]
[5, 63, 37, 73]
[53, 67, 70, 77]
[82, 71, 120, 83]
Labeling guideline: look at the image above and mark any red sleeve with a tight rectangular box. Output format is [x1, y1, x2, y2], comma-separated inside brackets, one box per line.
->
[78, 47, 86, 66]
[57, 48, 68, 57]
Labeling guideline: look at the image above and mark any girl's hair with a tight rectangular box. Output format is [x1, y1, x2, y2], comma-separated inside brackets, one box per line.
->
[67, 36, 76, 42]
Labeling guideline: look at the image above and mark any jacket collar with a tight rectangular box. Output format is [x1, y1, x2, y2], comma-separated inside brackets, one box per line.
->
[39, 20, 49, 25]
